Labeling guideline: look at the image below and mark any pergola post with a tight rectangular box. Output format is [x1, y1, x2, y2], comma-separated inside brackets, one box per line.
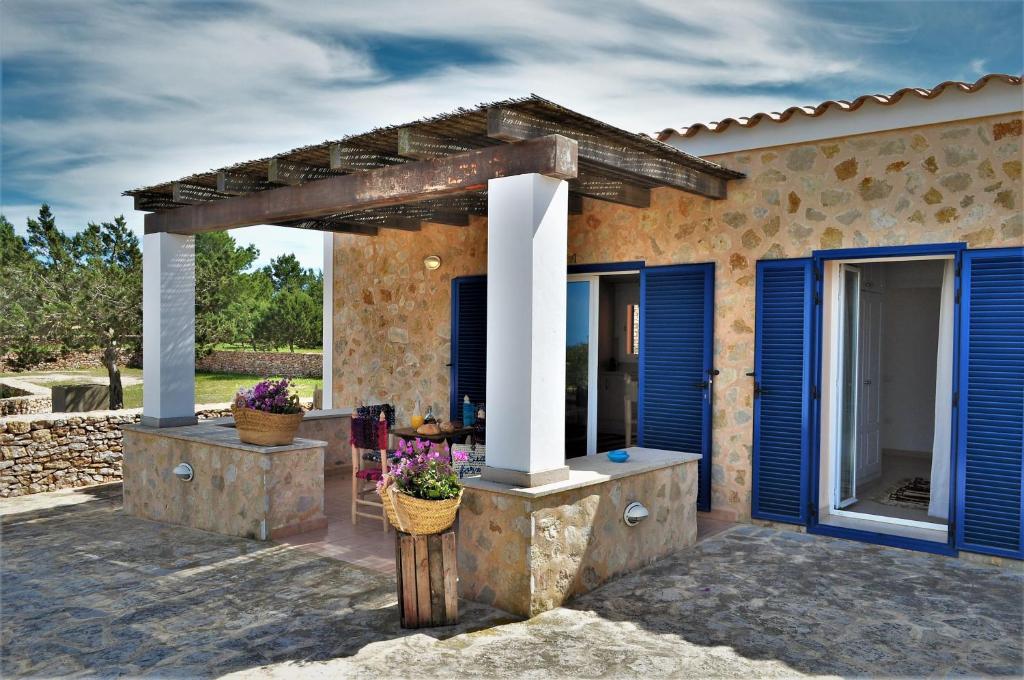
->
[321, 231, 334, 409]
[141, 232, 197, 427]
[482, 173, 570, 487]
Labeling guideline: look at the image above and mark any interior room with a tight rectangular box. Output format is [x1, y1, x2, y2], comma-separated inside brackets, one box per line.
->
[564, 273, 640, 458]
[595, 274, 640, 452]
[822, 257, 953, 537]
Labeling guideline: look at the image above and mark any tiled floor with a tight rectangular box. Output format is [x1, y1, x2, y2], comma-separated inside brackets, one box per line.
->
[276, 472, 396, 573]
[278, 471, 734, 574]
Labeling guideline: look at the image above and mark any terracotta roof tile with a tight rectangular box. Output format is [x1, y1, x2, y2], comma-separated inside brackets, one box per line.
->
[656, 74, 1023, 141]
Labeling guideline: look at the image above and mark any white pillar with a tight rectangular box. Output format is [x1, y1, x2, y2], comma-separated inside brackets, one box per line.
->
[142, 232, 196, 427]
[321, 231, 334, 409]
[482, 173, 569, 487]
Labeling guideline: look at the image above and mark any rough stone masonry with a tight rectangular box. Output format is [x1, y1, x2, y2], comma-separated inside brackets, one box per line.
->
[0, 408, 231, 498]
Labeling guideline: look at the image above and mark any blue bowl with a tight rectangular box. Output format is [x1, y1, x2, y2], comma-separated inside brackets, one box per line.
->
[607, 450, 630, 463]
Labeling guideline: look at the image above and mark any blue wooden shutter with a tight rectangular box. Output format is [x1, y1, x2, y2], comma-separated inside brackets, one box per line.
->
[450, 276, 487, 419]
[752, 259, 814, 524]
[956, 247, 1024, 559]
[639, 263, 714, 511]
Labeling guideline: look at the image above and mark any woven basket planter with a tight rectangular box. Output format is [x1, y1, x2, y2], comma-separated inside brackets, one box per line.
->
[231, 406, 304, 446]
[382, 485, 462, 535]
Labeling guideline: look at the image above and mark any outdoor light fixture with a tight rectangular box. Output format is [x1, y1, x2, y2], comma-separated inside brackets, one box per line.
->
[423, 255, 442, 271]
[173, 462, 194, 482]
[623, 501, 649, 526]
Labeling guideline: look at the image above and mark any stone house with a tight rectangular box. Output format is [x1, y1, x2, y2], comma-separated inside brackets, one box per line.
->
[324, 74, 1022, 561]
[126, 74, 1021, 616]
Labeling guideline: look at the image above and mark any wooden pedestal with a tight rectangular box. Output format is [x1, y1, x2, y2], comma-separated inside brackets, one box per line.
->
[395, 528, 459, 628]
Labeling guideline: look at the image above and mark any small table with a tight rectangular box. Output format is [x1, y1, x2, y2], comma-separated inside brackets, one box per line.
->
[392, 426, 475, 446]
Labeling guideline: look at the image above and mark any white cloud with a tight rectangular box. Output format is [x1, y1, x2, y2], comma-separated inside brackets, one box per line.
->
[0, 0, 924, 269]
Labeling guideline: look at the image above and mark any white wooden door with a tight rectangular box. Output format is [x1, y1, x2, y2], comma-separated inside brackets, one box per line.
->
[857, 290, 883, 487]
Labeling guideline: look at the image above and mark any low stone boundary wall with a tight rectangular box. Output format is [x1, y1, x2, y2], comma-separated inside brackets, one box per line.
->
[0, 378, 53, 417]
[0, 405, 232, 498]
[196, 350, 322, 378]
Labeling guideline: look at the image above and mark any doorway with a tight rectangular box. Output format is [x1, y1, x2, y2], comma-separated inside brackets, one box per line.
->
[820, 257, 954, 542]
[565, 271, 640, 458]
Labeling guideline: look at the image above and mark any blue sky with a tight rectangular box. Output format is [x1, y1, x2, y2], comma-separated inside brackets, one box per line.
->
[2, 0, 1021, 270]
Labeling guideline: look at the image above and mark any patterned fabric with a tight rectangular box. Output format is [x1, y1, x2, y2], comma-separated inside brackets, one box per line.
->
[361, 451, 382, 463]
[355, 404, 395, 428]
[355, 468, 384, 482]
[350, 416, 389, 450]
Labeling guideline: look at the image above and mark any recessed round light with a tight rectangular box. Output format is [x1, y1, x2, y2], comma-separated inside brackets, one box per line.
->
[423, 255, 442, 271]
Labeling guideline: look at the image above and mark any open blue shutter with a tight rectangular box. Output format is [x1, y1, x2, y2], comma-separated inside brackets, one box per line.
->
[639, 263, 714, 511]
[450, 276, 487, 419]
[956, 248, 1024, 559]
[752, 259, 813, 524]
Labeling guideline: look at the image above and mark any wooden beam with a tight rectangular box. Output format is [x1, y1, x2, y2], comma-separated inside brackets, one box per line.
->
[397, 128, 474, 160]
[171, 183, 227, 204]
[421, 212, 470, 226]
[373, 216, 422, 232]
[487, 107, 728, 199]
[570, 172, 650, 208]
[329, 144, 406, 171]
[267, 159, 339, 185]
[280, 218, 379, 236]
[568, 193, 584, 215]
[217, 172, 275, 195]
[144, 134, 578, 234]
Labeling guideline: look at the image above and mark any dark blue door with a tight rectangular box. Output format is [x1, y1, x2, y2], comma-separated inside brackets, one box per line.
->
[956, 247, 1024, 559]
[639, 263, 715, 511]
[752, 259, 814, 524]
[450, 276, 487, 420]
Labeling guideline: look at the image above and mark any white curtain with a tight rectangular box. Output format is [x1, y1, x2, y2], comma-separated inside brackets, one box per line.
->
[929, 260, 955, 520]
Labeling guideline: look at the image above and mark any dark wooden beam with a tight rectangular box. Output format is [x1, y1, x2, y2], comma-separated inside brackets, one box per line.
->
[144, 134, 578, 234]
[267, 159, 339, 185]
[570, 172, 650, 208]
[421, 212, 470, 226]
[216, 172, 275, 195]
[171, 183, 227, 204]
[329, 144, 406, 171]
[397, 128, 474, 160]
[568, 193, 584, 215]
[279, 218, 379, 236]
[487, 107, 728, 199]
[373, 216, 422, 231]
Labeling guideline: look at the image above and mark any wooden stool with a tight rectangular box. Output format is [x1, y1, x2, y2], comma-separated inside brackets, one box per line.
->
[395, 528, 458, 628]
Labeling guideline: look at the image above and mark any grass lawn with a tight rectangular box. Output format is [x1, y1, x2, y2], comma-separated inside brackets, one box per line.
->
[2, 367, 320, 410]
[124, 373, 320, 409]
[211, 343, 322, 355]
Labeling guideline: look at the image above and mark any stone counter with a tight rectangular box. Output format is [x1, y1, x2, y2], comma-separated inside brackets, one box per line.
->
[459, 447, 701, 616]
[123, 420, 327, 540]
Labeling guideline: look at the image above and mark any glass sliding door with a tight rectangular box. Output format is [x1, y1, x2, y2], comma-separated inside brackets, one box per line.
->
[566, 276, 598, 458]
[835, 264, 861, 509]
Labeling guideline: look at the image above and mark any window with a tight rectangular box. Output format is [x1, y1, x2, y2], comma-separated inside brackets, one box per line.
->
[626, 303, 640, 355]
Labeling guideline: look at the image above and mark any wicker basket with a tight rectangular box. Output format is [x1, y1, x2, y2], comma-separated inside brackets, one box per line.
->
[231, 406, 304, 446]
[383, 486, 462, 535]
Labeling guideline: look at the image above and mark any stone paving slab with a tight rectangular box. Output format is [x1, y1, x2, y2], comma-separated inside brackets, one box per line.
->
[2, 485, 1022, 679]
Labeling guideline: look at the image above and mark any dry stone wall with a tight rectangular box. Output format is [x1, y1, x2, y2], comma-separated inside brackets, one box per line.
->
[196, 350, 322, 378]
[0, 406, 231, 498]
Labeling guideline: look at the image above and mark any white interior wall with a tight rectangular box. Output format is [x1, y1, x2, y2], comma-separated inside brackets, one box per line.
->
[880, 261, 944, 453]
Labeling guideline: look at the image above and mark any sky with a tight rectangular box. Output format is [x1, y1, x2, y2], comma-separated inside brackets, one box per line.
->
[2, 0, 1021, 271]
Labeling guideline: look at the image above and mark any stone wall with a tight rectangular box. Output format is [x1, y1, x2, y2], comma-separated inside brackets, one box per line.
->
[0, 379, 52, 417]
[458, 453, 699, 616]
[196, 350, 323, 378]
[0, 406, 232, 498]
[332, 112, 1023, 523]
[0, 348, 140, 373]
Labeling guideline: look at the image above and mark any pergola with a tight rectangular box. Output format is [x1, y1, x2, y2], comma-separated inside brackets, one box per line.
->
[127, 96, 743, 487]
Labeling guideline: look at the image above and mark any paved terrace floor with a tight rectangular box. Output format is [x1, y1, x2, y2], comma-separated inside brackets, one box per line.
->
[1, 485, 1021, 679]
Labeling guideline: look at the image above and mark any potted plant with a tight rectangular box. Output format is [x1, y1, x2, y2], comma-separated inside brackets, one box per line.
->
[378, 438, 468, 535]
[231, 378, 305, 446]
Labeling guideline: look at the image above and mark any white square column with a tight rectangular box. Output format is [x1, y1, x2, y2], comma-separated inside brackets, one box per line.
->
[482, 173, 570, 487]
[142, 232, 197, 427]
[321, 231, 334, 409]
